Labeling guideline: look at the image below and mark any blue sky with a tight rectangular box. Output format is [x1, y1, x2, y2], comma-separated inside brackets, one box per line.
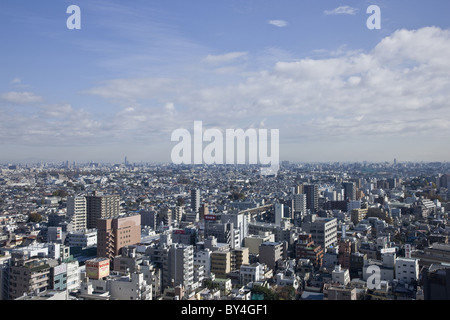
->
[1, 0, 450, 163]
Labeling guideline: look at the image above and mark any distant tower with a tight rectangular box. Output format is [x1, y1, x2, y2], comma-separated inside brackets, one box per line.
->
[191, 189, 200, 213]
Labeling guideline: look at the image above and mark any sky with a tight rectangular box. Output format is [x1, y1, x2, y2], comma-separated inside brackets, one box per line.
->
[1, 0, 450, 164]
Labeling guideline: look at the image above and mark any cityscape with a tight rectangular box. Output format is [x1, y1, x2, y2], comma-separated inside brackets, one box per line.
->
[1, 159, 450, 302]
[1, 0, 450, 309]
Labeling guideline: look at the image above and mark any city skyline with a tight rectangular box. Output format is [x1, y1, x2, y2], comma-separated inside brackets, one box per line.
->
[1, 1, 450, 164]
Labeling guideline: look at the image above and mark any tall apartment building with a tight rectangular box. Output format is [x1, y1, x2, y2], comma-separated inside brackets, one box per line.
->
[205, 220, 239, 248]
[293, 193, 307, 214]
[194, 249, 212, 276]
[437, 174, 450, 189]
[302, 217, 337, 249]
[164, 243, 194, 292]
[351, 208, 368, 225]
[295, 233, 324, 267]
[240, 263, 266, 285]
[191, 189, 200, 213]
[395, 257, 420, 284]
[338, 238, 352, 269]
[7, 253, 55, 300]
[422, 264, 450, 300]
[232, 247, 249, 271]
[157, 206, 172, 227]
[342, 182, 357, 201]
[258, 241, 285, 271]
[67, 195, 87, 231]
[96, 214, 141, 263]
[274, 203, 285, 227]
[210, 250, 231, 279]
[86, 193, 121, 229]
[66, 259, 81, 293]
[303, 184, 319, 213]
[220, 211, 249, 248]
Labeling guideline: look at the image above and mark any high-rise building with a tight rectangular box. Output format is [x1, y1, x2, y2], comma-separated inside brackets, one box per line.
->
[338, 238, 352, 269]
[437, 174, 450, 189]
[274, 203, 284, 227]
[210, 251, 231, 279]
[395, 257, 419, 284]
[67, 195, 87, 231]
[86, 193, 121, 229]
[258, 241, 285, 271]
[302, 217, 337, 249]
[293, 193, 307, 214]
[7, 253, 53, 300]
[205, 219, 238, 248]
[295, 233, 323, 267]
[303, 184, 319, 213]
[157, 206, 172, 227]
[342, 182, 356, 201]
[422, 264, 450, 300]
[220, 211, 249, 248]
[191, 189, 200, 213]
[96, 214, 141, 263]
[165, 244, 194, 292]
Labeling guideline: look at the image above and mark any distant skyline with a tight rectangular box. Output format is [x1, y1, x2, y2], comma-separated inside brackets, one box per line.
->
[1, 1, 450, 164]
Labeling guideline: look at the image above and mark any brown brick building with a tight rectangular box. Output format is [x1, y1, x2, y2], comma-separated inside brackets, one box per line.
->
[97, 214, 141, 265]
[295, 233, 324, 267]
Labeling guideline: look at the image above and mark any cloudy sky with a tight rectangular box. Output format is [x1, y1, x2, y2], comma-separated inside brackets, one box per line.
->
[1, 0, 450, 164]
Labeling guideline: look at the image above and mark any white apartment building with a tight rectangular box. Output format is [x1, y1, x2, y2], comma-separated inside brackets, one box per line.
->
[67, 195, 87, 231]
[167, 244, 194, 292]
[303, 217, 337, 249]
[66, 229, 97, 248]
[293, 193, 307, 214]
[240, 263, 265, 285]
[66, 259, 81, 292]
[332, 265, 350, 286]
[109, 272, 152, 300]
[194, 249, 212, 276]
[395, 257, 419, 284]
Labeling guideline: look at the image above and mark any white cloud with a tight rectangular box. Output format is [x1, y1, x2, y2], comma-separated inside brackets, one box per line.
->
[268, 20, 288, 27]
[0, 91, 43, 104]
[324, 6, 358, 15]
[17, 26, 446, 161]
[204, 51, 248, 63]
[10, 78, 22, 84]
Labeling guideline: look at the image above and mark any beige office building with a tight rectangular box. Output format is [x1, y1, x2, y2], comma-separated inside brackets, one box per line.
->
[97, 214, 141, 263]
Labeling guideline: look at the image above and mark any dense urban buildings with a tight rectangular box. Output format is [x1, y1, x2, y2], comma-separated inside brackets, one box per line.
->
[1, 160, 450, 300]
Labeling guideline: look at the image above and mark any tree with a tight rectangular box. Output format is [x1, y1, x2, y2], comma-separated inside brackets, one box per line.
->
[251, 285, 279, 300]
[275, 286, 296, 300]
[28, 212, 43, 223]
[176, 197, 185, 207]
